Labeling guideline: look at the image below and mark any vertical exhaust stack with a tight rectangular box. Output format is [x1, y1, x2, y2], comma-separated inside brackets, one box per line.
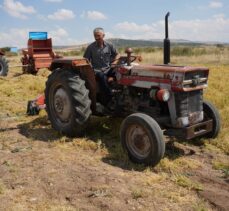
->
[164, 12, 170, 64]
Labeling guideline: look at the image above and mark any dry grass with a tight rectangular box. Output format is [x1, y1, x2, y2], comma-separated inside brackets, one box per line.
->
[0, 180, 5, 195]
[0, 46, 228, 210]
[1, 47, 228, 163]
[212, 159, 229, 178]
[172, 174, 203, 191]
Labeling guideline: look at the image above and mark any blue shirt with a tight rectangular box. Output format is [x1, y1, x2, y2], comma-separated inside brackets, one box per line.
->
[83, 41, 118, 69]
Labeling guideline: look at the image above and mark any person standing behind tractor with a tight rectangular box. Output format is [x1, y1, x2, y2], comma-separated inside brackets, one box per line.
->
[83, 27, 120, 105]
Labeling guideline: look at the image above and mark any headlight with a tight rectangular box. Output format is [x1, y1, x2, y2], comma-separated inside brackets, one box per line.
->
[156, 89, 170, 102]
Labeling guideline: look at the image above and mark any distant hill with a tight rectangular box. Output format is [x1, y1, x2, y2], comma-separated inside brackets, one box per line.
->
[106, 38, 206, 48]
[53, 38, 229, 51]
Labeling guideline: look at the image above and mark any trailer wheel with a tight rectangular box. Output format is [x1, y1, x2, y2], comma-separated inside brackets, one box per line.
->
[45, 68, 92, 136]
[203, 100, 220, 139]
[0, 56, 9, 76]
[120, 113, 165, 166]
[23, 58, 36, 74]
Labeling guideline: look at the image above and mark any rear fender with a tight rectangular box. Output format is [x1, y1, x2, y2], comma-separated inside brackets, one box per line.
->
[50, 58, 90, 70]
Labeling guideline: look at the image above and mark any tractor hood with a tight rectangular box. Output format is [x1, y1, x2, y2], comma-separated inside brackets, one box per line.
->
[117, 64, 209, 92]
[131, 64, 209, 73]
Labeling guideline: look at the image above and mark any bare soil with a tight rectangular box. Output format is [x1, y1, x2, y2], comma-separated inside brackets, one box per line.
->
[0, 116, 228, 211]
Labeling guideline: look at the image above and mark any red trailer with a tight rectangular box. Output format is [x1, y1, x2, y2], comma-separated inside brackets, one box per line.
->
[21, 35, 61, 74]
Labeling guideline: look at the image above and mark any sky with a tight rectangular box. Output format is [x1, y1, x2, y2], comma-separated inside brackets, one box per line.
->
[0, 0, 228, 48]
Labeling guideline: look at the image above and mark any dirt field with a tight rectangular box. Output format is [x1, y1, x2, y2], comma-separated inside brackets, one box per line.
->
[0, 54, 228, 210]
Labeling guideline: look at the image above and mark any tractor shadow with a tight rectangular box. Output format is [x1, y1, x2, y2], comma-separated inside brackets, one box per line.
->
[18, 115, 140, 170]
[164, 135, 206, 160]
[85, 116, 150, 171]
[18, 115, 203, 171]
[18, 116, 63, 142]
[12, 72, 24, 77]
[84, 116, 201, 171]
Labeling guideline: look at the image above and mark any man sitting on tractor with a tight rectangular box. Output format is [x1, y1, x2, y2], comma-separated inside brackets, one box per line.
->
[27, 27, 120, 116]
[83, 27, 120, 105]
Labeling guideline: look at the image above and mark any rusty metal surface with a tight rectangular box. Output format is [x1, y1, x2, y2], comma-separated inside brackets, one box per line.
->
[128, 62, 209, 92]
[132, 64, 209, 73]
[0, 50, 4, 56]
[165, 120, 213, 140]
[72, 59, 91, 66]
[52, 58, 90, 65]
[50, 58, 90, 71]
[185, 119, 213, 139]
[172, 85, 208, 92]
[27, 39, 53, 56]
[21, 38, 60, 73]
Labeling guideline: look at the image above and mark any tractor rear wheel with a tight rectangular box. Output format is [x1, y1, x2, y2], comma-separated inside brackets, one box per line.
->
[0, 56, 9, 76]
[45, 68, 92, 136]
[120, 113, 165, 166]
[203, 100, 220, 139]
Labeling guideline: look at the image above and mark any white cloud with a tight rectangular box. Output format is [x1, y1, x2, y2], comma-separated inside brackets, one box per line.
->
[209, 1, 223, 8]
[113, 15, 229, 42]
[49, 27, 86, 45]
[48, 9, 75, 20]
[0, 27, 86, 48]
[49, 27, 68, 39]
[3, 0, 36, 19]
[114, 21, 163, 40]
[0, 28, 29, 47]
[81, 11, 107, 20]
[213, 13, 225, 19]
[104, 32, 115, 39]
[115, 22, 154, 33]
[170, 16, 229, 42]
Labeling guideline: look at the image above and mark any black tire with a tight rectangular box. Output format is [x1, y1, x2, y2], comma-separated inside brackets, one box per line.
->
[23, 58, 36, 75]
[120, 113, 165, 166]
[0, 56, 9, 76]
[203, 100, 220, 139]
[45, 68, 92, 137]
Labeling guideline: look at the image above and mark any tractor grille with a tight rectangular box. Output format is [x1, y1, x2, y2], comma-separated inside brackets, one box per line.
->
[175, 90, 203, 117]
[183, 71, 208, 88]
[184, 71, 207, 80]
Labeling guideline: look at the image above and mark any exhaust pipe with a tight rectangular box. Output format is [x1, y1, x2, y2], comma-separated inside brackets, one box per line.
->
[164, 12, 170, 64]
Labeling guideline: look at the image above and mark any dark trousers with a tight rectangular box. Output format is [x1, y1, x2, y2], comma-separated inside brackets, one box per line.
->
[96, 69, 114, 105]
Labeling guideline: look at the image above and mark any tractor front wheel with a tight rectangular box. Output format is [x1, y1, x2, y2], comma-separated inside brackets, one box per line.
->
[203, 100, 220, 139]
[45, 68, 92, 136]
[0, 56, 9, 76]
[120, 113, 165, 166]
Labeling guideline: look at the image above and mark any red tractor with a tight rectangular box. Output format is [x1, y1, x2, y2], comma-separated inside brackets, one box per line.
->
[44, 13, 220, 166]
[0, 50, 9, 76]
